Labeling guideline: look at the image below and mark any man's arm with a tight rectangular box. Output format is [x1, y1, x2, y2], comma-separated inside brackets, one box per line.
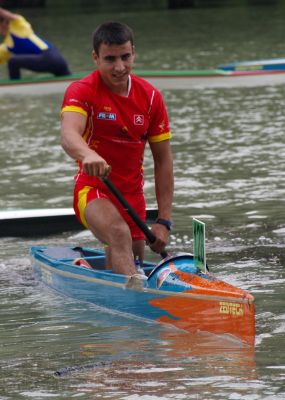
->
[149, 139, 174, 253]
[61, 112, 111, 177]
[0, 8, 19, 21]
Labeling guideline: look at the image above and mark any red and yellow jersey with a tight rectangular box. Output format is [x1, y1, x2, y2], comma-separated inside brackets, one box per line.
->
[0, 15, 51, 64]
[61, 70, 172, 193]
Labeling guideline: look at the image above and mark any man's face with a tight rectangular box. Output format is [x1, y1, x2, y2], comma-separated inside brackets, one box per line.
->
[92, 41, 135, 93]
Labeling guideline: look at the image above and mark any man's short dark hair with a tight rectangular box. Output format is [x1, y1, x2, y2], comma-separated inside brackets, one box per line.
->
[92, 21, 134, 55]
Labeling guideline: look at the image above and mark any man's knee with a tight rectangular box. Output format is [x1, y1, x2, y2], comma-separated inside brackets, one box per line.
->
[109, 221, 131, 243]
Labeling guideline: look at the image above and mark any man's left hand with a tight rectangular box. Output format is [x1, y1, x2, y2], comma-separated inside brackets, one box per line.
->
[148, 223, 170, 254]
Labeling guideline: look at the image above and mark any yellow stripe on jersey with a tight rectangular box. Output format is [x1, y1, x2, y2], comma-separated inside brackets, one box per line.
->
[77, 186, 93, 228]
[82, 117, 92, 142]
[3, 34, 13, 48]
[61, 105, 88, 117]
[0, 44, 11, 64]
[148, 132, 172, 143]
[28, 33, 49, 51]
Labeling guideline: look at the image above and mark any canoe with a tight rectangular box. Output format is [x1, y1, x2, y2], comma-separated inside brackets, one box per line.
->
[0, 207, 158, 237]
[30, 245, 255, 346]
[28, 181, 255, 346]
[1, 66, 285, 95]
[219, 57, 285, 73]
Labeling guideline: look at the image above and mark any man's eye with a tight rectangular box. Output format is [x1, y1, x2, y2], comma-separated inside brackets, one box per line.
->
[121, 54, 131, 61]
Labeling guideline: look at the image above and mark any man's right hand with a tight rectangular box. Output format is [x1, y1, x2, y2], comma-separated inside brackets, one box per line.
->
[82, 153, 111, 177]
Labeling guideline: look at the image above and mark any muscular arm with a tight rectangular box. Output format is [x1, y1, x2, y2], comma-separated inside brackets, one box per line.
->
[61, 112, 111, 177]
[149, 139, 174, 253]
[150, 139, 173, 219]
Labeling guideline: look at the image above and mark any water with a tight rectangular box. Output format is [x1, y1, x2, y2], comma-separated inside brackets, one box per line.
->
[1, 4, 285, 399]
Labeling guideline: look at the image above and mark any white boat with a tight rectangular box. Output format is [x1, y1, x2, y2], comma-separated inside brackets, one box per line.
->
[1, 67, 285, 95]
[0, 207, 158, 237]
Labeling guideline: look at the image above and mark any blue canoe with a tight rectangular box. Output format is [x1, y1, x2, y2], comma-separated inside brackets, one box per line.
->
[30, 245, 255, 346]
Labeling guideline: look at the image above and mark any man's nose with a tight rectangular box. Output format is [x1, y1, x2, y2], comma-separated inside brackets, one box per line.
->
[114, 57, 124, 72]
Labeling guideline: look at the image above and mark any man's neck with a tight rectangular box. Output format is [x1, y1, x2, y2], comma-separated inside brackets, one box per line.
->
[99, 72, 131, 97]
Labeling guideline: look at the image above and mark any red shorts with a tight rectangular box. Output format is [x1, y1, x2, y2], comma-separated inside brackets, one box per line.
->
[73, 182, 146, 241]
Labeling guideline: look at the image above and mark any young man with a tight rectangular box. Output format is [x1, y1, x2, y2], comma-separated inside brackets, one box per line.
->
[0, 7, 70, 79]
[61, 21, 173, 277]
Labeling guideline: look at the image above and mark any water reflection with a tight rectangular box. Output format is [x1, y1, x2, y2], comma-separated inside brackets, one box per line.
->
[44, 299, 257, 399]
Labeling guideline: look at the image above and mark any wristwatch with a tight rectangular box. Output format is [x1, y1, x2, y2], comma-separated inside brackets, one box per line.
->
[155, 218, 172, 231]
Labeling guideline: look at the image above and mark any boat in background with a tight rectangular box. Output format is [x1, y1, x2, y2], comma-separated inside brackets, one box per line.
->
[219, 57, 285, 74]
[0, 69, 226, 94]
[0, 208, 82, 237]
[1, 61, 285, 94]
[0, 208, 158, 237]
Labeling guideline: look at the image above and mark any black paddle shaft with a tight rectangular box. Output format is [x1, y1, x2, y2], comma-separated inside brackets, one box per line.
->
[101, 177, 168, 258]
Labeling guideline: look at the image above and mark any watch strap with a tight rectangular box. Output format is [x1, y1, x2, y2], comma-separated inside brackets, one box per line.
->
[155, 218, 172, 231]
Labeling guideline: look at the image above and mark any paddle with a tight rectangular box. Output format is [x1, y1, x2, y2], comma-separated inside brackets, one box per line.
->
[101, 177, 168, 259]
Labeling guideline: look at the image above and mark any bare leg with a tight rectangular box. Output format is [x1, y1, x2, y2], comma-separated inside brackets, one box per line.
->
[105, 239, 145, 272]
[104, 245, 112, 269]
[132, 240, 145, 262]
[84, 198, 136, 275]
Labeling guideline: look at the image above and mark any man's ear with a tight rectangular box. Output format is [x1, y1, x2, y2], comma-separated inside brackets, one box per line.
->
[132, 45, 136, 62]
[92, 50, 99, 65]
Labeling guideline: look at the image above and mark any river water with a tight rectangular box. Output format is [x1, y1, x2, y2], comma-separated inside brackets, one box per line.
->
[0, 4, 285, 400]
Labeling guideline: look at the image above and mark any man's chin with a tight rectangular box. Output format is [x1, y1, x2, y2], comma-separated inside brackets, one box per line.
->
[102, 74, 129, 91]
[112, 76, 128, 85]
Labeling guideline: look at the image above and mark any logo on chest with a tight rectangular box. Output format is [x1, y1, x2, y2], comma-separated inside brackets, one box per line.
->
[134, 114, 144, 125]
[97, 112, 116, 121]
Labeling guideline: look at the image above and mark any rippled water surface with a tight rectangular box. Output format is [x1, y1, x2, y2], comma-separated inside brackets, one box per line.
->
[1, 4, 285, 400]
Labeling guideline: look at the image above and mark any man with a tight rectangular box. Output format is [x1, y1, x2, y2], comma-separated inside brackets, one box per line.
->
[61, 21, 173, 277]
[0, 7, 70, 80]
